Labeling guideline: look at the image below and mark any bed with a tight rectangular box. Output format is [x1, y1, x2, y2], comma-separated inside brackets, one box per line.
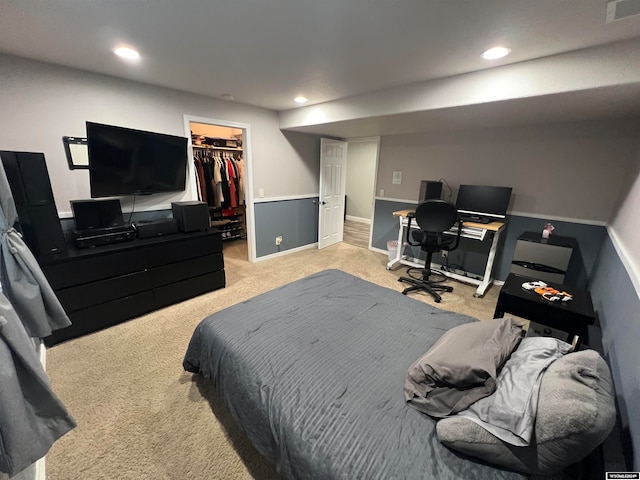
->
[183, 269, 526, 479]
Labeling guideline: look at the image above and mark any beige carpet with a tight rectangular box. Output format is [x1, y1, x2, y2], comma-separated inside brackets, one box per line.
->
[46, 242, 501, 480]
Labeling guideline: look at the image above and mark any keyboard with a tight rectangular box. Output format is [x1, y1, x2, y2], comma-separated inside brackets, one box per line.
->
[459, 215, 492, 224]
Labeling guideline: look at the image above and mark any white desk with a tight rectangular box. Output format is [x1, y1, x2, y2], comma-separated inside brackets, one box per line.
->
[386, 209, 506, 297]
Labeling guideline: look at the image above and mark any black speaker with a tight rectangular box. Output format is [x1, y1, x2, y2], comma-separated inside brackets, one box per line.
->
[171, 201, 209, 232]
[135, 218, 179, 238]
[71, 199, 124, 230]
[419, 180, 443, 201]
[99, 199, 125, 227]
[21, 204, 68, 255]
[71, 200, 102, 230]
[0, 150, 67, 256]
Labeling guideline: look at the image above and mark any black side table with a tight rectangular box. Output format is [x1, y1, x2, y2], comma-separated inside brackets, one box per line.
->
[494, 273, 596, 346]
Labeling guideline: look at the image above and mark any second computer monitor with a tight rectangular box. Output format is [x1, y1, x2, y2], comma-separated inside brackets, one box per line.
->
[419, 180, 443, 202]
[455, 185, 512, 220]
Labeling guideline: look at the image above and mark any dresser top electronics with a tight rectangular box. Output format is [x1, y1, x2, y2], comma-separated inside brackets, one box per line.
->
[72, 224, 136, 249]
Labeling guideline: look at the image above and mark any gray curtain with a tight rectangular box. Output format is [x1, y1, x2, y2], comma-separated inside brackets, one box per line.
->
[0, 159, 70, 337]
[0, 158, 76, 477]
[0, 292, 76, 477]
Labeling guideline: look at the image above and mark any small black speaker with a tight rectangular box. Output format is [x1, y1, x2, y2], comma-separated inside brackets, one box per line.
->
[135, 219, 179, 238]
[20, 204, 68, 255]
[1, 150, 67, 256]
[71, 200, 102, 230]
[71, 199, 124, 230]
[171, 201, 209, 232]
[99, 199, 125, 227]
[419, 180, 443, 201]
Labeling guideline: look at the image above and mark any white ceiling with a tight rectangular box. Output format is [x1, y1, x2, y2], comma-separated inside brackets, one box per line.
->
[2, 0, 640, 135]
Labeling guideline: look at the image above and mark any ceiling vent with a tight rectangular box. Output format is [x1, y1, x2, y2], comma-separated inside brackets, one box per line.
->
[606, 0, 640, 22]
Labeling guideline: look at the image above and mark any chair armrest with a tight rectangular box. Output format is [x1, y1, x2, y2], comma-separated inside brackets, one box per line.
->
[405, 216, 421, 246]
[444, 220, 463, 251]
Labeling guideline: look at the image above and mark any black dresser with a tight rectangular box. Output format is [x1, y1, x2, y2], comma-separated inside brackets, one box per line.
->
[40, 230, 225, 346]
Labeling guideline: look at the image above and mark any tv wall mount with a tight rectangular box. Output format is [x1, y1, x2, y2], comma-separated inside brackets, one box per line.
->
[63, 136, 89, 170]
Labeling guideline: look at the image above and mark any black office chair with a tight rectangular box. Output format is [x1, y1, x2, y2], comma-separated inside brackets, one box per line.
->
[398, 199, 462, 302]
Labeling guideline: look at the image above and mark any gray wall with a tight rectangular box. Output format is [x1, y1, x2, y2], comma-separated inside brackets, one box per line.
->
[376, 121, 639, 223]
[0, 54, 320, 215]
[254, 198, 319, 257]
[345, 139, 377, 220]
[591, 235, 640, 469]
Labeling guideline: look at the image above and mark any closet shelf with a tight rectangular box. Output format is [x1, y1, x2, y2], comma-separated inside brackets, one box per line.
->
[192, 144, 242, 151]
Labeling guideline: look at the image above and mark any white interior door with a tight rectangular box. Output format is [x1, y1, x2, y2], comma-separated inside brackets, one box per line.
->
[318, 138, 347, 249]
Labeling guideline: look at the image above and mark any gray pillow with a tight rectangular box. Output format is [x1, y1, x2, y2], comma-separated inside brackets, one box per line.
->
[404, 317, 523, 418]
[436, 349, 617, 475]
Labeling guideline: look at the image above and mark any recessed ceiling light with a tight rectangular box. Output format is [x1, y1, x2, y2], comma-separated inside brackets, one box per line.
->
[113, 46, 140, 60]
[481, 47, 511, 60]
[294, 96, 308, 104]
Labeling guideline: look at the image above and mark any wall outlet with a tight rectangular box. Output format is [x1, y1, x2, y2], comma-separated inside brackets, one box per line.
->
[441, 250, 448, 258]
[276, 235, 283, 246]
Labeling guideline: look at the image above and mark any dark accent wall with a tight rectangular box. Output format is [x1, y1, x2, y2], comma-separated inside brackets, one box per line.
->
[590, 235, 639, 470]
[371, 199, 417, 253]
[254, 198, 319, 257]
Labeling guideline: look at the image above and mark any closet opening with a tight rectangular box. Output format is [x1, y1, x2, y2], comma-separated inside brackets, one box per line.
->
[184, 116, 255, 263]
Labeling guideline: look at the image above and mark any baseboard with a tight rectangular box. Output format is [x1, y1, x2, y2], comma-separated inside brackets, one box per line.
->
[345, 215, 371, 224]
[254, 243, 318, 262]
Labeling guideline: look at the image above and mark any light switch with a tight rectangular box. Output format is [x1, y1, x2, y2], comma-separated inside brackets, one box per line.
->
[392, 171, 402, 185]
[259, 188, 264, 198]
[380, 189, 385, 197]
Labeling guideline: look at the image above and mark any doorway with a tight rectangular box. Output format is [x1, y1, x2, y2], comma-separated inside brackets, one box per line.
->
[183, 115, 255, 263]
[343, 137, 379, 249]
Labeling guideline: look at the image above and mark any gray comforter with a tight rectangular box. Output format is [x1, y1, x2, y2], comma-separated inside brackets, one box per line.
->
[183, 269, 525, 480]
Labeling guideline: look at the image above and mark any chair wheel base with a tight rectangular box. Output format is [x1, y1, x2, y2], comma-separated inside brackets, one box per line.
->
[398, 275, 453, 303]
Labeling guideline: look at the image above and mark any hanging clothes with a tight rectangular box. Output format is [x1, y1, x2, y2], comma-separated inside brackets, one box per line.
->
[235, 155, 245, 205]
[194, 156, 207, 204]
[213, 154, 224, 208]
[226, 155, 238, 209]
[192, 147, 244, 215]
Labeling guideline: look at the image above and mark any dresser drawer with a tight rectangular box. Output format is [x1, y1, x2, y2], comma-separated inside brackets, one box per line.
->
[153, 270, 226, 309]
[45, 290, 156, 346]
[55, 270, 152, 313]
[148, 253, 223, 288]
[145, 234, 222, 267]
[43, 249, 147, 289]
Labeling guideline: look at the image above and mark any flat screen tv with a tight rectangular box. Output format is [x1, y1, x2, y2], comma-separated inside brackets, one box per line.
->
[87, 122, 188, 198]
[455, 184, 512, 220]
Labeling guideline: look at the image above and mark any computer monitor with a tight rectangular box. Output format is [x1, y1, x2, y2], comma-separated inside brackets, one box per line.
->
[419, 180, 443, 201]
[455, 184, 512, 220]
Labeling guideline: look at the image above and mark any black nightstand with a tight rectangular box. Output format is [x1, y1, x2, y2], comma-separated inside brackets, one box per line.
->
[494, 273, 596, 346]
